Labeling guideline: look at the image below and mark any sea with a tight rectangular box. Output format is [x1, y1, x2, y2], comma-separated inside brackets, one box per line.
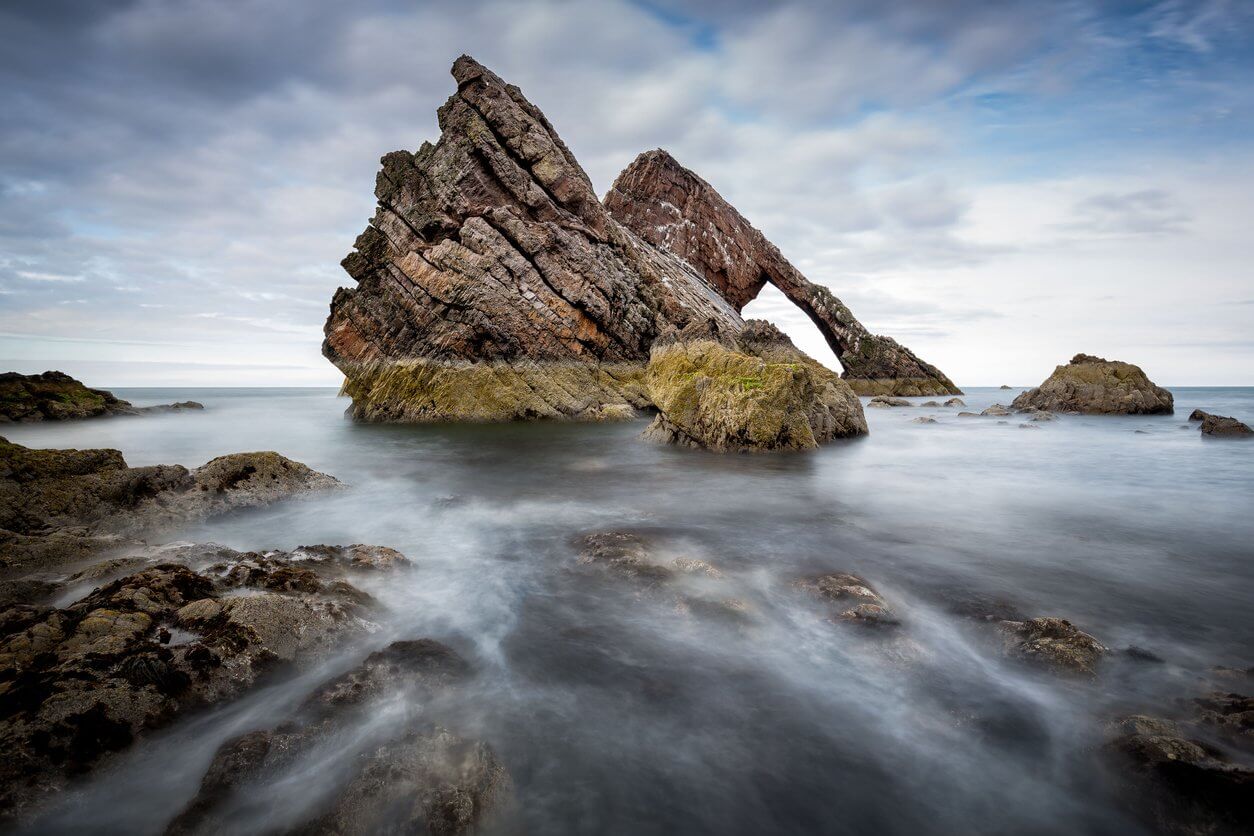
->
[4, 386, 1253, 835]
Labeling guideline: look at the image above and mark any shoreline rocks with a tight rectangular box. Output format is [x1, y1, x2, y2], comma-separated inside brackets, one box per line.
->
[1, 437, 342, 575]
[1, 372, 202, 423]
[1012, 354, 1173, 415]
[0, 544, 407, 822]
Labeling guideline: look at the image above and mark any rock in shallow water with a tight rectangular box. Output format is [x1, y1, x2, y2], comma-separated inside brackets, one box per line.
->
[0, 371, 201, 422]
[641, 321, 866, 452]
[1195, 411, 1254, 437]
[0, 544, 404, 822]
[0, 437, 341, 574]
[1012, 354, 1173, 415]
[997, 617, 1106, 676]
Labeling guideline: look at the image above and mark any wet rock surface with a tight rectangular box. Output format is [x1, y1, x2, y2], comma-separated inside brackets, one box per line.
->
[795, 572, 901, 628]
[0, 371, 202, 422]
[0, 437, 341, 574]
[1105, 695, 1254, 835]
[641, 321, 866, 452]
[1195, 411, 1254, 437]
[0, 544, 402, 821]
[997, 617, 1107, 676]
[166, 639, 513, 836]
[1013, 354, 1174, 415]
[605, 149, 959, 397]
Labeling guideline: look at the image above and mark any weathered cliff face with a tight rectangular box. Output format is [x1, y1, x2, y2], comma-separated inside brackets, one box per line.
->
[323, 56, 742, 422]
[604, 150, 961, 397]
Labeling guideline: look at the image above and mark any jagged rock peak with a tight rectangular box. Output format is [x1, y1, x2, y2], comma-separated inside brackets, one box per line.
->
[605, 149, 961, 397]
[323, 56, 743, 422]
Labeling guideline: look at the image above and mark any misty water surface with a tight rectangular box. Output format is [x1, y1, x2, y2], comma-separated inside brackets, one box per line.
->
[5, 386, 1253, 835]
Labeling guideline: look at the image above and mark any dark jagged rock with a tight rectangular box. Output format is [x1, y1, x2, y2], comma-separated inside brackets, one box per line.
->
[0, 372, 202, 422]
[0, 545, 401, 822]
[323, 56, 741, 423]
[167, 639, 512, 836]
[0, 437, 341, 575]
[604, 149, 961, 397]
[1012, 354, 1173, 415]
[1195, 412, 1254, 437]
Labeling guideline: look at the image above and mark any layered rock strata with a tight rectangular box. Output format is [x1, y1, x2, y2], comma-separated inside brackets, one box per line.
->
[605, 150, 960, 397]
[323, 56, 741, 423]
[323, 56, 947, 434]
[1012, 354, 1173, 415]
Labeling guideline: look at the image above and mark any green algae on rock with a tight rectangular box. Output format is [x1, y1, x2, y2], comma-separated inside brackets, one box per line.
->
[0, 371, 202, 422]
[641, 322, 867, 452]
[338, 358, 649, 422]
[1012, 354, 1173, 415]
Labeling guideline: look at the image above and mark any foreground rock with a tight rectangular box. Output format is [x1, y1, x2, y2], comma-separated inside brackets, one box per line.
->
[641, 321, 866, 452]
[0, 371, 202, 422]
[0, 437, 341, 574]
[1012, 354, 1173, 415]
[605, 149, 959, 397]
[998, 617, 1106, 676]
[1191, 411, 1254, 438]
[0, 545, 403, 822]
[167, 639, 513, 835]
[574, 531, 749, 622]
[1106, 696, 1253, 835]
[795, 573, 900, 628]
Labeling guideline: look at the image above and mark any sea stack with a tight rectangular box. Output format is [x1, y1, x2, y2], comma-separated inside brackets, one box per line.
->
[1012, 354, 1173, 415]
[323, 57, 965, 448]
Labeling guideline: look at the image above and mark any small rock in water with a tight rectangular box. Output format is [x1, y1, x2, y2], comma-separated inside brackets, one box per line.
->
[981, 404, 1012, 416]
[1134, 430, 1149, 434]
[1018, 423, 1039, 429]
[911, 416, 937, 424]
[796, 573, 901, 628]
[1199, 412, 1254, 437]
[869, 395, 913, 408]
[958, 411, 979, 418]
[1188, 408, 1207, 421]
[944, 397, 966, 407]
[998, 617, 1106, 676]
[921, 400, 941, 407]
[1000, 385, 1013, 389]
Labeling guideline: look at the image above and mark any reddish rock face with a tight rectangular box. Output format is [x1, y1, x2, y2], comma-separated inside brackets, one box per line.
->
[604, 150, 960, 397]
[324, 56, 742, 421]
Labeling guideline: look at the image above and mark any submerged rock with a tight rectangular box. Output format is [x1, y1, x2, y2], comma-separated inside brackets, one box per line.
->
[605, 149, 959, 397]
[912, 417, 937, 424]
[0, 371, 201, 422]
[0, 438, 340, 574]
[0, 545, 399, 821]
[997, 617, 1106, 676]
[641, 321, 866, 452]
[795, 573, 900, 628]
[1197, 412, 1254, 438]
[1012, 354, 1173, 415]
[1106, 704, 1254, 835]
[167, 639, 513, 836]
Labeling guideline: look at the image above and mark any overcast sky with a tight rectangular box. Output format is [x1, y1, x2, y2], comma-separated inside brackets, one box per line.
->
[2, 0, 1252, 387]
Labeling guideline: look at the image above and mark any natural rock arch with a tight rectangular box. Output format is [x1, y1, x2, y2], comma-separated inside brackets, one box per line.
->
[604, 150, 961, 397]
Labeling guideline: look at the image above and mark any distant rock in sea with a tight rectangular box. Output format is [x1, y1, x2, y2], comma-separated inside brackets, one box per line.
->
[1012, 354, 1173, 415]
[0, 371, 202, 422]
[321, 55, 951, 445]
[1193, 411, 1254, 437]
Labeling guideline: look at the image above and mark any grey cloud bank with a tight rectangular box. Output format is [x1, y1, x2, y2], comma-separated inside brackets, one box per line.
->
[2, 0, 1252, 385]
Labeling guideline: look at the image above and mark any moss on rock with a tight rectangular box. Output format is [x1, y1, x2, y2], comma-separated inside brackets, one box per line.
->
[642, 322, 867, 452]
[1013, 353, 1173, 415]
[339, 359, 649, 422]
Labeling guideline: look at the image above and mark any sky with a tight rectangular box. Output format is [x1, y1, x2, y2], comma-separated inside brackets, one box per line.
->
[1, 0, 1252, 387]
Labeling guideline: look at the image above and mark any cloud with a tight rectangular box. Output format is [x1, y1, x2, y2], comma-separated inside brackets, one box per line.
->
[0, 0, 1252, 384]
[1063, 189, 1191, 237]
